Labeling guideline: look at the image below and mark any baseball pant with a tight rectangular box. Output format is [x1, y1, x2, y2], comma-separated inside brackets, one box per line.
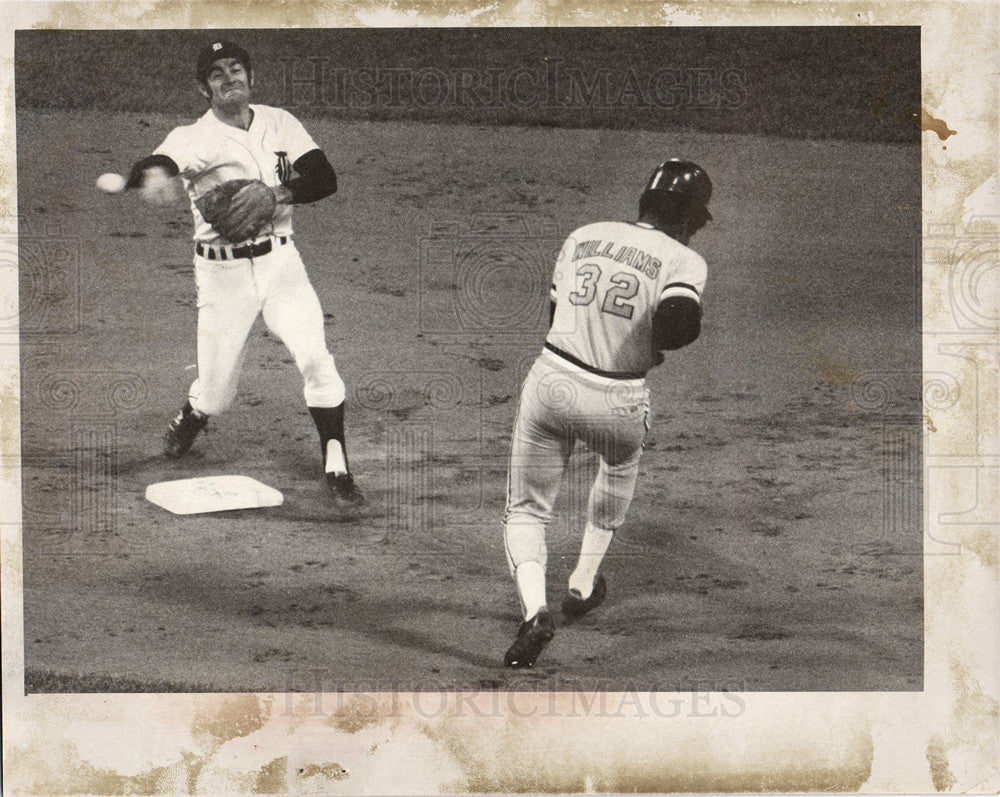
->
[503, 350, 650, 574]
[188, 242, 345, 416]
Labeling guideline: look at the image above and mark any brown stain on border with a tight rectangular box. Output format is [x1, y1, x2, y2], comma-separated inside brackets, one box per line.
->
[0, 85, 15, 218]
[297, 761, 350, 781]
[254, 756, 289, 793]
[892, 104, 957, 139]
[0, 383, 20, 464]
[926, 735, 958, 792]
[959, 527, 999, 570]
[327, 694, 398, 734]
[28, 0, 341, 30]
[429, 711, 875, 793]
[943, 660, 1000, 790]
[920, 106, 958, 140]
[191, 694, 272, 744]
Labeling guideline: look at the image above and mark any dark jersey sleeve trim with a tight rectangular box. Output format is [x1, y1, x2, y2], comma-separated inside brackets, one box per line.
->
[285, 148, 337, 204]
[652, 295, 702, 350]
[661, 281, 700, 296]
[126, 154, 179, 189]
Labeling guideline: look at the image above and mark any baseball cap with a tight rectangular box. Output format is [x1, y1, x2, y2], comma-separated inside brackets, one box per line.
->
[196, 40, 252, 84]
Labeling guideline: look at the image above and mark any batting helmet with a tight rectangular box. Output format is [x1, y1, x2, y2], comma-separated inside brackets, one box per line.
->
[640, 159, 713, 223]
[196, 40, 252, 85]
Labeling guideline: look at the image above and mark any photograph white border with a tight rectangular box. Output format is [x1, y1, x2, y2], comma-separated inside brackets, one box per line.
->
[1, 1, 997, 793]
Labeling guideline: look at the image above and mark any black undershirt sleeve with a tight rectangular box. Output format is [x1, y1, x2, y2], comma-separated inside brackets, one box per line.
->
[125, 154, 179, 189]
[285, 149, 337, 204]
[652, 295, 702, 351]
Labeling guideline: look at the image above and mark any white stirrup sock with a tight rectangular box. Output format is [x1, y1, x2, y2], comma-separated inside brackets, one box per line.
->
[325, 439, 347, 475]
[515, 561, 547, 621]
[568, 522, 614, 599]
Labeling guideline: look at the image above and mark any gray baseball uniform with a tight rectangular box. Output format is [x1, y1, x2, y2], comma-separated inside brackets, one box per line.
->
[500, 167, 711, 668]
[505, 220, 707, 579]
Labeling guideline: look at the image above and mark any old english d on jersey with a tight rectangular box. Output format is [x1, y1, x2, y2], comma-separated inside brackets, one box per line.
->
[154, 104, 317, 244]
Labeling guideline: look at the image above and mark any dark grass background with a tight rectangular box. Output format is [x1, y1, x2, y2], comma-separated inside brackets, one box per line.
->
[16, 27, 919, 142]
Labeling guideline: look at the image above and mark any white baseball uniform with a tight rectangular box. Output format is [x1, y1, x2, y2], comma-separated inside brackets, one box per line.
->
[154, 105, 345, 417]
[504, 220, 707, 616]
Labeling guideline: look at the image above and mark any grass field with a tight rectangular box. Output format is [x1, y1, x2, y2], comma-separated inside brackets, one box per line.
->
[17, 106, 922, 693]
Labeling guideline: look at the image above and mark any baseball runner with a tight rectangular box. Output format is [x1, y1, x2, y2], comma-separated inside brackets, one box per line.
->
[502, 160, 712, 667]
[126, 41, 364, 506]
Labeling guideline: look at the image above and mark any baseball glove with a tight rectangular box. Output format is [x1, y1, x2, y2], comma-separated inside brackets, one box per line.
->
[196, 179, 277, 243]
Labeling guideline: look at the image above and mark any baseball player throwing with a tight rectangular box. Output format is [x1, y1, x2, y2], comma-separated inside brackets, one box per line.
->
[128, 41, 364, 506]
[126, 41, 363, 506]
[502, 160, 712, 667]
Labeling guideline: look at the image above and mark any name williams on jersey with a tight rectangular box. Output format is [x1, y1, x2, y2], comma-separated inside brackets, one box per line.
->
[570, 239, 661, 279]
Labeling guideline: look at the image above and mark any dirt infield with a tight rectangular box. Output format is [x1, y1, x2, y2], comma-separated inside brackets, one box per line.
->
[18, 109, 921, 692]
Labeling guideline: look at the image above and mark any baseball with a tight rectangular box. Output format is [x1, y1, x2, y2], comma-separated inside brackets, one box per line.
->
[96, 172, 126, 194]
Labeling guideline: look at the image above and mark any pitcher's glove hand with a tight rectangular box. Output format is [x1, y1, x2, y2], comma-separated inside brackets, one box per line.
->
[196, 179, 277, 243]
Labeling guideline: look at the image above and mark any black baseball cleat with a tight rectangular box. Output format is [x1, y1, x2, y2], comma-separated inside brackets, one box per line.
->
[327, 471, 365, 507]
[503, 608, 555, 668]
[163, 402, 209, 459]
[561, 574, 608, 620]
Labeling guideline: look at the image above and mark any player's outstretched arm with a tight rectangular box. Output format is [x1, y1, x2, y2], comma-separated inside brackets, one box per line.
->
[125, 154, 182, 206]
[273, 149, 337, 205]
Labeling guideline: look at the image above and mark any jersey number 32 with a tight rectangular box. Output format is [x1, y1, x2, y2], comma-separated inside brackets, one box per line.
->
[568, 263, 640, 320]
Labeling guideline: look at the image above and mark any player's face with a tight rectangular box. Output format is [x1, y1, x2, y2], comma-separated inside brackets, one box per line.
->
[202, 58, 251, 108]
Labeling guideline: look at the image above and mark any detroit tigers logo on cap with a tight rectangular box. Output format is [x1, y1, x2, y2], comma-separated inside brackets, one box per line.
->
[197, 40, 253, 84]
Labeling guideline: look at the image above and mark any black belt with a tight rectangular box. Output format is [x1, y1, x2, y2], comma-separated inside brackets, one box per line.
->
[196, 236, 289, 261]
[544, 342, 646, 380]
